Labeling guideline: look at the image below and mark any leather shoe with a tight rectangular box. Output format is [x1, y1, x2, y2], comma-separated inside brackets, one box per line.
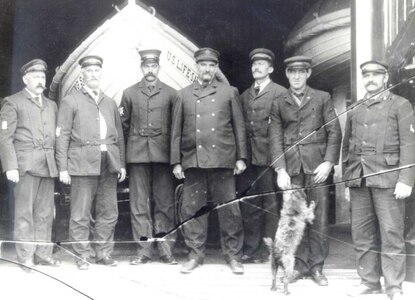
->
[285, 269, 303, 283]
[241, 254, 266, 264]
[34, 256, 61, 267]
[229, 259, 244, 274]
[76, 258, 91, 270]
[180, 259, 200, 274]
[389, 292, 403, 300]
[130, 256, 151, 265]
[160, 255, 178, 265]
[19, 259, 35, 273]
[346, 284, 382, 297]
[96, 256, 118, 267]
[311, 270, 328, 286]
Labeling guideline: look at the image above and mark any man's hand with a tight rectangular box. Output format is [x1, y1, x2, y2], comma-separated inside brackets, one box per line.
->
[60, 171, 71, 185]
[118, 168, 126, 183]
[173, 164, 185, 180]
[233, 160, 246, 175]
[6, 169, 19, 183]
[313, 161, 333, 184]
[394, 182, 413, 200]
[275, 168, 291, 190]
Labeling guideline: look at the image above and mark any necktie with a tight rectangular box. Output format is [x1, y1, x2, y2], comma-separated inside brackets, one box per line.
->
[292, 92, 304, 99]
[148, 85, 154, 93]
[93, 90, 98, 97]
[254, 87, 260, 96]
[34, 96, 41, 106]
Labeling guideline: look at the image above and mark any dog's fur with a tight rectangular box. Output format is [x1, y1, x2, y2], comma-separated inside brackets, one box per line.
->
[263, 187, 315, 295]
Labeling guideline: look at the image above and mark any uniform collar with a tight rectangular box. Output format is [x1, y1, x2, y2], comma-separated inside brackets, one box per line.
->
[138, 79, 162, 96]
[193, 78, 218, 98]
[254, 77, 271, 91]
[23, 88, 45, 107]
[363, 90, 390, 106]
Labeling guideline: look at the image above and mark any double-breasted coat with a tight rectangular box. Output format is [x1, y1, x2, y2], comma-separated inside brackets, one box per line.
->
[119, 79, 177, 163]
[0, 89, 58, 177]
[55, 88, 125, 175]
[269, 86, 342, 175]
[171, 79, 247, 170]
[240, 81, 287, 166]
[342, 91, 415, 188]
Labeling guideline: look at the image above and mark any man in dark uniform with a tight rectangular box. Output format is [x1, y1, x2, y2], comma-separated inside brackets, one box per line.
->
[269, 56, 342, 285]
[0, 59, 60, 270]
[56, 55, 126, 270]
[119, 49, 178, 265]
[238, 48, 286, 263]
[343, 60, 415, 300]
[171, 48, 247, 274]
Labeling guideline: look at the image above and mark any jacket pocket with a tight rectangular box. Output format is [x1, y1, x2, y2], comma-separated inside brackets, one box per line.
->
[384, 153, 399, 166]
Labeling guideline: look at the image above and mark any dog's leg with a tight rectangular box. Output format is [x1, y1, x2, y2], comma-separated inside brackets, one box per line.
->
[283, 256, 295, 295]
[271, 259, 277, 291]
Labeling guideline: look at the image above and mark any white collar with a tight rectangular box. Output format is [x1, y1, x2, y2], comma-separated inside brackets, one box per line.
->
[25, 88, 42, 99]
[254, 77, 271, 90]
[83, 85, 100, 98]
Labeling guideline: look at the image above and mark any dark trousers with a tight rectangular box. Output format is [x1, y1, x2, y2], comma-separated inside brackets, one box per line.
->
[350, 186, 405, 295]
[14, 173, 54, 263]
[69, 153, 118, 260]
[291, 170, 329, 273]
[129, 163, 176, 258]
[237, 165, 279, 259]
[180, 168, 244, 263]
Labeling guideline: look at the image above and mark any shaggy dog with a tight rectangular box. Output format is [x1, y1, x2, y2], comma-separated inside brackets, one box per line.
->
[263, 186, 315, 295]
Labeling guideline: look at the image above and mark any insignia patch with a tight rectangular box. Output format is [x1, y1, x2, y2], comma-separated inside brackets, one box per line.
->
[410, 124, 415, 134]
[56, 126, 61, 137]
[119, 107, 124, 116]
[1, 121, 7, 130]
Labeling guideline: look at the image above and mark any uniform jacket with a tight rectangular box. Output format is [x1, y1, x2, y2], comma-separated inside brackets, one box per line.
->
[0, 89, 58, 177]
[269, 86, 342, 175]
[56, 88, 125, 176]
[119, 79, 177, 163]
[240, 81, 286, 166]
[342, 91, 415, 188]
[171, 79, 247, 170]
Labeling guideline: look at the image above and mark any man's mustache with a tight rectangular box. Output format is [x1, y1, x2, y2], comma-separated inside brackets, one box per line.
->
[37, 83, 46, 89]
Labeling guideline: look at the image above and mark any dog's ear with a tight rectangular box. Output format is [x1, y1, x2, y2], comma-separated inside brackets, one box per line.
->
[263, 237, 273, 249]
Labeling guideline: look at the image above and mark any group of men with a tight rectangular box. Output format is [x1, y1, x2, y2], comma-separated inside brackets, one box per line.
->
[0, 45, 414, 300]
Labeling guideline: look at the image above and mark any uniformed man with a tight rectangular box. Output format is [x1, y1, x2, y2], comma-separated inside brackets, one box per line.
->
[0, 59, 60, 270]
[269, 56, 342, 285]
[171, 47, 247, 274]
[237, 48, 286, 263]
[56, 55, 126, 270]
[119, 49, 178, 265]
[343, 60, 415, 300]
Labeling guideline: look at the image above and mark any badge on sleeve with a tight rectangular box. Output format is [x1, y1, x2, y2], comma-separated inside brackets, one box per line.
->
[118, 107, 124, 116]
[56, 126, 61, 137]
[1, 121, 7, 130]
[410, 124, 415, 134]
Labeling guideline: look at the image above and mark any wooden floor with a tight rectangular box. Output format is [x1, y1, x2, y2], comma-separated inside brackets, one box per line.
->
[1, 225, 414, 300]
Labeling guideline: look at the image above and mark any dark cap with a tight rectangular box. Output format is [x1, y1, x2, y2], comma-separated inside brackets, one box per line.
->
[194, 48, 220, 63]
[78, 55, 103, 68]
[139, 49, 161, 64]
[284, 55, 312, 70]
[360, 60, 388, 74]
[249, 48, 275, 63]
[20, 59, 48, 76]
